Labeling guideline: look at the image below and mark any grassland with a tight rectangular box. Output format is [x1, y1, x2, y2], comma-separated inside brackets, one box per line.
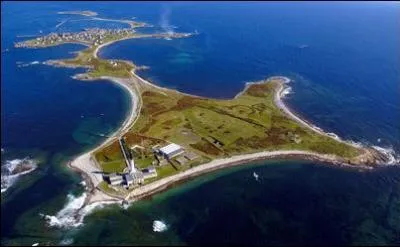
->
[50, 38, 136, 79]
[94, 77, 364, 178]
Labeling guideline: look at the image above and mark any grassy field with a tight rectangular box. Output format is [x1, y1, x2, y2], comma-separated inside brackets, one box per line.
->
[126, 79, 361, 159]
[94, 77, 363, 179]
[61, 43, 135, 78]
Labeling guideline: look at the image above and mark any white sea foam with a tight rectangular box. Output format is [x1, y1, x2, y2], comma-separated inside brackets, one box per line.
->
[41, 193, 87, 228]
[153, 220, 168, 232]
[281, 86, 292, 97]
[59, 238, 74, 246]
[16, 61, 41, 68]
[371, 145, 400, 165]
[1, 158, 37, 193]
[326, 132, 342, 141]
[41, 193, 119, 229]
[347, 140, 365, 148]
[121, 200, 131, 210]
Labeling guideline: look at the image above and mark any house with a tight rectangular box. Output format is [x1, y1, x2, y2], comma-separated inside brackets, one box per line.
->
[145, 166, 156, 173]
[109, 173, 123, 186]
[158, 143, 184, 159]
[142, 166, 158, 179]
[132, 171, 144, 185]
[124, 173, 134, 186]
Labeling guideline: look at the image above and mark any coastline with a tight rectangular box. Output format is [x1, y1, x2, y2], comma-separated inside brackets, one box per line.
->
[125, 149, 373, 202]
[68, 76, 141, 206]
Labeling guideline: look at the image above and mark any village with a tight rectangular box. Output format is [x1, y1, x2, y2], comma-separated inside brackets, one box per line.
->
[14, 27, 195, 49]
[14, 28, 136, 48]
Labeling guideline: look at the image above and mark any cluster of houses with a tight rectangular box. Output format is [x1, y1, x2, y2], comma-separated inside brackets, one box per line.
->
[105, 140, 199, 189]
[15, 28, 134, 48]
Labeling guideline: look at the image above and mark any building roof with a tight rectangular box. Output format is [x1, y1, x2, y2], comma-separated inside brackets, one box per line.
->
[142, 166, 156, 174]
[159, 143, 183, 155]
[132, 171, 144, 179]
[124, 174, 133, 182]
[110, 174, 123, 181]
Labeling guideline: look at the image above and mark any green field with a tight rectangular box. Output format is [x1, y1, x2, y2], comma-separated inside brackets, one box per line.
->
[128, 79, 361, 159]
[94, 77, 364, 178]
[61, 43, 135, 78]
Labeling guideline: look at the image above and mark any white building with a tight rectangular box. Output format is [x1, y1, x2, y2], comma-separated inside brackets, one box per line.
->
[142, 166, 158, 179]
[124, 171, 144, 186]
[109, 174, 123, 186]
[158, 143, 184, 159]
[124, 173, 134, 186]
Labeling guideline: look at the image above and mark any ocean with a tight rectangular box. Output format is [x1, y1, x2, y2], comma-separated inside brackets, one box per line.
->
[1, 2, 399, 245]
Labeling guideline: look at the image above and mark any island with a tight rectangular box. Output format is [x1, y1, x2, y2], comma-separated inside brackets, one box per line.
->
[14, 12, 392, 207]
[57, 10, 98, 17]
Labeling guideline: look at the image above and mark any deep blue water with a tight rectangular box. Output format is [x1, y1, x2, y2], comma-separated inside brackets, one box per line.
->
[1, 2, 399, 246]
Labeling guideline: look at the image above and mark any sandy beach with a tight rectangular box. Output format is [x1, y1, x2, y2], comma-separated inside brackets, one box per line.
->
[68, 76, 141, 205]
[125, 149, 374, 202]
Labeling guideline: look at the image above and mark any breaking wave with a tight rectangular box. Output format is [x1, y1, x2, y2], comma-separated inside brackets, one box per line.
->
[59, 238, 74, 246]
[371, 145, 400, 165]
[1, 158, 38, 193]
[40, 192, 120, 229]
[16, 61, 41, 68]
[40, 193, 87, 228]
[346, 140, 399, 165]
[153, 220, 168, 232]
[281, 86, 292, 97]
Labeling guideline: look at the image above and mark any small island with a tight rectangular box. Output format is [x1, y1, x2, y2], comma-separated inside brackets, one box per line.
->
[15, 12, 392, 206]
[57, 10, 98, 17]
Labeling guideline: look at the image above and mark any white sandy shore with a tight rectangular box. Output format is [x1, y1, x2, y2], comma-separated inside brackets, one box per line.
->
[125, 149, 372, 201]
[273, 79, 360, 147]
[68, 76, 141, 204]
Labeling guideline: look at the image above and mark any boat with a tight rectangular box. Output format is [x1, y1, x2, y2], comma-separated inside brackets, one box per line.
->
[253, 172, 259, 181]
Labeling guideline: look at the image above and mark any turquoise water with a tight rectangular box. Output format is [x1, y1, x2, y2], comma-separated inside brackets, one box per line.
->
[1, 2, 399, 245]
